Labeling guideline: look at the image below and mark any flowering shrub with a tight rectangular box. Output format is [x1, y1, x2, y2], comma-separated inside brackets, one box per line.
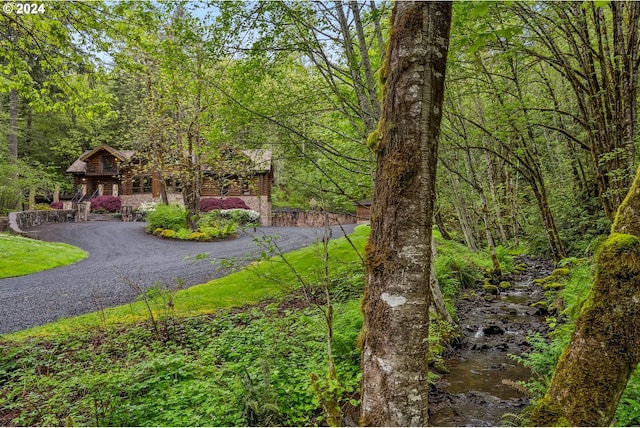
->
[91, 196, 121, 213]
[219, 209, 260, 224]
[200, 197, 250, 212]
[50, 201, 64, 209]
[136, 201, 159, 215]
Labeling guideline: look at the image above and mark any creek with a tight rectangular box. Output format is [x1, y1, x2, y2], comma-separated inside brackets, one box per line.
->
[429, 257, 553, 426]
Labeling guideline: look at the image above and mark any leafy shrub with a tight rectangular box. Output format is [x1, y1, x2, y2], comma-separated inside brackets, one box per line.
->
[33, 203, 54, 211]
[220, 209, 260, 224]
[91, 195, 121, 213]
[50, 201, 64, 209]
[201, 197, 250, 212]
[188, 231, 209, 241]
[146, 204, 187, 233]
[161, 229, 177, 239]
[199, 221, 237, 240]
[175, 228, 192, 240]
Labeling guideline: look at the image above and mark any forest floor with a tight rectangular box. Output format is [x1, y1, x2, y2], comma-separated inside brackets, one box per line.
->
[429, 256, 553, 426]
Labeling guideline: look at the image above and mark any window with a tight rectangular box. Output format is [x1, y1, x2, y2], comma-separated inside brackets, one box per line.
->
[103, 156, 115, 173]
[241, 180, 251, 195]
[132, 175, 152, 193]
[164, 177, 183, 193]
[143, 176, 152, 193]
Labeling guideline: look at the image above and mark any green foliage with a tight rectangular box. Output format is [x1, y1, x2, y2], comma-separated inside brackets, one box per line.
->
[0, 297, 364, 426]
[146, 205, 238, 241]
[146, 204, 187, 233]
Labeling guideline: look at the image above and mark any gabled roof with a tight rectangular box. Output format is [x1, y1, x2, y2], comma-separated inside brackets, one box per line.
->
[242, 149, 272, 172]
[79, 144, 134, 162]
[66, 144, 135, 174]
[66, 145, 272, 175]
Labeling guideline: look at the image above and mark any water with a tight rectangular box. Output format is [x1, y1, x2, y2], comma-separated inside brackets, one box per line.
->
[430, 261, 549, 426]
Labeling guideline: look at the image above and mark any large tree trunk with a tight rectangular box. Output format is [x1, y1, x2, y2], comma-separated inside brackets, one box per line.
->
[529, 165, 640, 426]
[359, 2, 451, 426]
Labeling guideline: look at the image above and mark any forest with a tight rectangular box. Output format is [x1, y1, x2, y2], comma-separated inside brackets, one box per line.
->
[2, 0, 640, 426]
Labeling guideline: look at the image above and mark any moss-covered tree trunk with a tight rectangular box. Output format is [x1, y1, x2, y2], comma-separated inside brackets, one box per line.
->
[529, 165, 640, 426]
[359, 2, 451, 426]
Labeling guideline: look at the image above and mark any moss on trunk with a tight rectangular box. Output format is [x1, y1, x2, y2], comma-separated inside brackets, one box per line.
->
[529, 165, 640, 426]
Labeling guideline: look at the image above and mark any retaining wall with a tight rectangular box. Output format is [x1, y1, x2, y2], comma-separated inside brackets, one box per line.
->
[271, 209, 356, 227]
[8, 210, 76, 239]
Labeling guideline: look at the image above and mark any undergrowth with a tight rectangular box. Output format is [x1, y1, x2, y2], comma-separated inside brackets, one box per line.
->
[0, 225, 510, 426]
[515, 257, 640, 426]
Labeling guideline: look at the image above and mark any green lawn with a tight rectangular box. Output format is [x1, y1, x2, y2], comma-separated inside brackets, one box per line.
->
[7, 225, 370, 339]
[0, 233, 88, 279]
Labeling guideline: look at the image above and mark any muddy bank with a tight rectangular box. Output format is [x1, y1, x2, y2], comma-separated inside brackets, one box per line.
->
[429, 256, 553, 426]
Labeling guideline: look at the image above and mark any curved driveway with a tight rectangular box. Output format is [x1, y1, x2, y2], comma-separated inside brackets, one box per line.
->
[0, 221, 356, 334]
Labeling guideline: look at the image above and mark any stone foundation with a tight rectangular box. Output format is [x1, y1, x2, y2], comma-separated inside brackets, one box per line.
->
[8, 209, 76, 238]
[271, 209, 356, 227]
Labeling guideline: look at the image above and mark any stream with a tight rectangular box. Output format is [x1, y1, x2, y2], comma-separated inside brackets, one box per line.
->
[429, 257, 553, 426]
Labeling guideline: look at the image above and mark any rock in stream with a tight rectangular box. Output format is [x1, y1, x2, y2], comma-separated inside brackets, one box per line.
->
[429, 256, 552, 427]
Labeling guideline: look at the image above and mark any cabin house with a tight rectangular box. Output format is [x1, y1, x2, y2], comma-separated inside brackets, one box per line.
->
[354, 199, 372, 223]
[66, 144, 274, 225]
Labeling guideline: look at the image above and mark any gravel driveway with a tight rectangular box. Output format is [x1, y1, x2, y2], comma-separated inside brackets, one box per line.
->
[0, 221, 356, 334]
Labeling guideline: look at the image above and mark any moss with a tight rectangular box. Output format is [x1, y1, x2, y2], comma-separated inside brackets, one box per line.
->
[367, 128, 381, 151]
[532, 277, 551, 286]
[595, 233, 640, 278]
[551, 267, 570, 277]
[514, 263, 528, 273]
[530, 300, 548, 309]
[611, 164, 640, 235]
[543, 282, 564, 291]
[364, 240, 394, 274]
[483, 284, 499, 294]
[528, 398, 569, 427]
[499, 281, 511, 290]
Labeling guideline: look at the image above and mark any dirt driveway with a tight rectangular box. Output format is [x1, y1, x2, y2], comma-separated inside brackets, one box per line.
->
[0, 221, 356, 334]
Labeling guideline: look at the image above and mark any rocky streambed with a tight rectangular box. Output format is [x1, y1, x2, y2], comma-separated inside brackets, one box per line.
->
[429, 257, 553, 426]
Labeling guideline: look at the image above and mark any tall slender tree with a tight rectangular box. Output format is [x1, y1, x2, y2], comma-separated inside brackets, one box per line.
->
[359, 2, 452, 425]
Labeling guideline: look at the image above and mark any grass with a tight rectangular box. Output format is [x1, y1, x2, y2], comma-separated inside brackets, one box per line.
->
[1, 224, 515, 426]
[5, 225, 370, 340]
[0, 233, 88, 279]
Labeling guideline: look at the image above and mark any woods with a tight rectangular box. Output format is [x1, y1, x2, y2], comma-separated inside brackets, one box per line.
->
[2, 0, 640, 426]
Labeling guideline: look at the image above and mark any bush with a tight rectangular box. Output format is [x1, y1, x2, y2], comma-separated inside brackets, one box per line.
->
[50, 201, 64, 209]
[91, 196, 121, 213]
[220, 209, 260, 224]
[201, 197, 250, 212]
[136, 201, 159, 216]
[146, 204, 187, 233]
[33, 203, 54, 211]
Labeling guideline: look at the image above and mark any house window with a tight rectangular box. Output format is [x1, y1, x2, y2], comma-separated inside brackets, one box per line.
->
[103, 156, 115, 173]
[164, 177, 183, 193]
[132, 175, 152, 193]
[241, 180, 251, 195]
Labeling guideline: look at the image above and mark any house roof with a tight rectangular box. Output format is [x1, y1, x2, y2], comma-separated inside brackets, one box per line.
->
[66, 145, 271, 174]
[242, 149, 272, 172]
[66, 144, 135, 174]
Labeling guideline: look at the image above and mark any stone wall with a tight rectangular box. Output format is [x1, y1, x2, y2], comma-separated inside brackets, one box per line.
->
[8, 209, 76, 238]
[271, 209, 356, 227]
[0, 217, 8, 232]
